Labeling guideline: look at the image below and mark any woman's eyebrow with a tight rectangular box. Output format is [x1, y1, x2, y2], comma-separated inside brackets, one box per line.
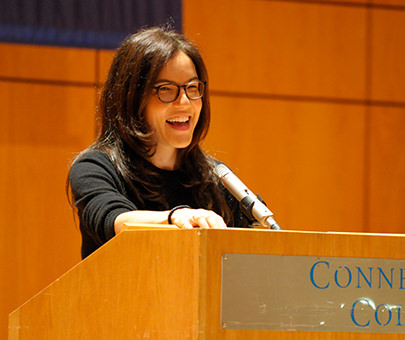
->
[155, 77, 199, 84]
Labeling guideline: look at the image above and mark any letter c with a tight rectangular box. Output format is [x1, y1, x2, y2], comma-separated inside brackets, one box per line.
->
[351, 299, 371, 327]
[310, 261, 330, 289]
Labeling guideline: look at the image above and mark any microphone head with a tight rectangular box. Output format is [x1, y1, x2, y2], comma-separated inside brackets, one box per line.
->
[213, 163, 231, 179]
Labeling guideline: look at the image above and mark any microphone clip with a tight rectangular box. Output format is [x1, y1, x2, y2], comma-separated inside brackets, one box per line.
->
[239, 194, 267, 222]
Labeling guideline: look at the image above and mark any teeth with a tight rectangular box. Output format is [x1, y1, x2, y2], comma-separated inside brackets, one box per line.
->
[167, 117, 190, 123]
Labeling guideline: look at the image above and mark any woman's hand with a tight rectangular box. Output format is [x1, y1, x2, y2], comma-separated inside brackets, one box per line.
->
[170, 208, 227, 229]
[114, 208, 227, 234]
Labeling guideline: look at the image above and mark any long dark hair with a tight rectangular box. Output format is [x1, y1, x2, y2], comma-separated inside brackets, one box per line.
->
[69, 26, 232, 223]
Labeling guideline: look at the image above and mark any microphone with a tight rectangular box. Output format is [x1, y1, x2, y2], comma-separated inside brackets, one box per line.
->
[214, 163, 281, 230]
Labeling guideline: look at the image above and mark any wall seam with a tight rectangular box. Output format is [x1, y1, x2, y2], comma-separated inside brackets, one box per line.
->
[363, 1, 372, 232]
[0, 77, 96, 88]
[210, 90, 405, 109]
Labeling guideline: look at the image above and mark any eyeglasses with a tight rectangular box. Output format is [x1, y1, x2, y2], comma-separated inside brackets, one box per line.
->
[153, 80, 206, 103]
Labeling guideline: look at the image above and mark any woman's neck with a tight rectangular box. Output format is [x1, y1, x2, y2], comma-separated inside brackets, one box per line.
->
[149, 146, 178, 170]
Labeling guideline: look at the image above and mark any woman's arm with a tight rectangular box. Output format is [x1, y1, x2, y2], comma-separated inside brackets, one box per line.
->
[114, 207, 227, 234]
[70, 151, 228, 245]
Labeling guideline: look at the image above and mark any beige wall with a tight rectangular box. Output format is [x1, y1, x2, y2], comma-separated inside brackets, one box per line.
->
[1, 0, 405, 338]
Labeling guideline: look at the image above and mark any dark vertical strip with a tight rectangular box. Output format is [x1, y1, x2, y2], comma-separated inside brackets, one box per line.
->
[363, 2, 372, 232]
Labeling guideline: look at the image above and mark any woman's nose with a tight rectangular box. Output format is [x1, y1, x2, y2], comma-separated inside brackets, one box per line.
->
[176, 87, 191, 105]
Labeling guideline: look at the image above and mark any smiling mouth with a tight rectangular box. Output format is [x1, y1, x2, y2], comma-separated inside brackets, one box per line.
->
[166, 116, 191, 127]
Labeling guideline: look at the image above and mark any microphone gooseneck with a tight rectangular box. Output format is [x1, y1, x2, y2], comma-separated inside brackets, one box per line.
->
[214, 163, 281, 230]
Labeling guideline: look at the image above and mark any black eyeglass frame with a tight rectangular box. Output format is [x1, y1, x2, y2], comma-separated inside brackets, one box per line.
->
[153, 80, 206, 103]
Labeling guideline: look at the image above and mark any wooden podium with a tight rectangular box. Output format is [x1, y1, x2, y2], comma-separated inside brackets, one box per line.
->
[9, 228, 405, 339]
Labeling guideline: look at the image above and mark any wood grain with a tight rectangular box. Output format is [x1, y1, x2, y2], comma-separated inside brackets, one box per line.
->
[9, 229, 405, 339]
[370, 8, 405, 102]
[368, 106, 405, 233]
[10, 230, 201, 339]
[0, 43, 96, 83]
[204, 95, 367, 232]
[1, 81, 96, 339]
[184, 0, 367, 100]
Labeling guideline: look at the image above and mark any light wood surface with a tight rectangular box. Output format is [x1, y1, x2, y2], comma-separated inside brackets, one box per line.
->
[97, 50, 116, 84]
[123, 222, 179, 230]
[368, 106, 405, 233]
[0, 44, 96, 340]
[204, 95, 367, 232]
[184, 0, 367, 99]
[0, 43, 96, 82]
[9, 229, 201, 339]
[9, 229, 405, 339]
[183, 0, 405, 236]
[371, 8, 405, 102]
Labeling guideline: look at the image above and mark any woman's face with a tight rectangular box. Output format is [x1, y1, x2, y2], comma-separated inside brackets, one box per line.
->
[144, 51, 202, 160]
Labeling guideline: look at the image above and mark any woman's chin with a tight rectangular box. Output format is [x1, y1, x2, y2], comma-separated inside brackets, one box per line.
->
[170, 136, 194, 150]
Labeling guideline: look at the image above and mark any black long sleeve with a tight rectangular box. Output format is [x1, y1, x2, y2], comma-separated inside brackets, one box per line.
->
[69, 150, 250, 258]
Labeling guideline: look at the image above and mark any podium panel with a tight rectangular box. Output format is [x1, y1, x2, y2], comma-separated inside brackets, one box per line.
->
[200, 230, 405, 340]
[9, 228, 405, 339]
[9, 229, 201, 339]
[221, 254, 404, 333]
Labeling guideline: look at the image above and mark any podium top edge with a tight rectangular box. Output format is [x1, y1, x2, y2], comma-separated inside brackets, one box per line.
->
[120, 225, 405, 238]
[122, 223, 179, 230]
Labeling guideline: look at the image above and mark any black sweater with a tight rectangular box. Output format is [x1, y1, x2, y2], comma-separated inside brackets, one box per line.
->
[69, 150, 250, 258]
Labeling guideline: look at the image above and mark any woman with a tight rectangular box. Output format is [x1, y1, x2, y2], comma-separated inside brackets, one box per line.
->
[68, 27, 251, 259]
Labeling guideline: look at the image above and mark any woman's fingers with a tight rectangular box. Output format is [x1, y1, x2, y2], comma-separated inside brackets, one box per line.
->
[195, 216, 210, 229]
[170, 208, 227, 229]
[177, 220, 194, 229]
[204, 214, 227, 229]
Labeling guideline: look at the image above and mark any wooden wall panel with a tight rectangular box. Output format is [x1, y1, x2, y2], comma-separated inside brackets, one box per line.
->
[0, 44, 97, 339]
[0, 81, 95, 302]
[185, 0, 405, 235]
[204, 95, 366, 232]
[0, 43, 96, 83]
[368, 106, 405, 233]
[370, 8, 405, 102]
[183, 0, 367, 100]
[98, 50, 116, 83]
